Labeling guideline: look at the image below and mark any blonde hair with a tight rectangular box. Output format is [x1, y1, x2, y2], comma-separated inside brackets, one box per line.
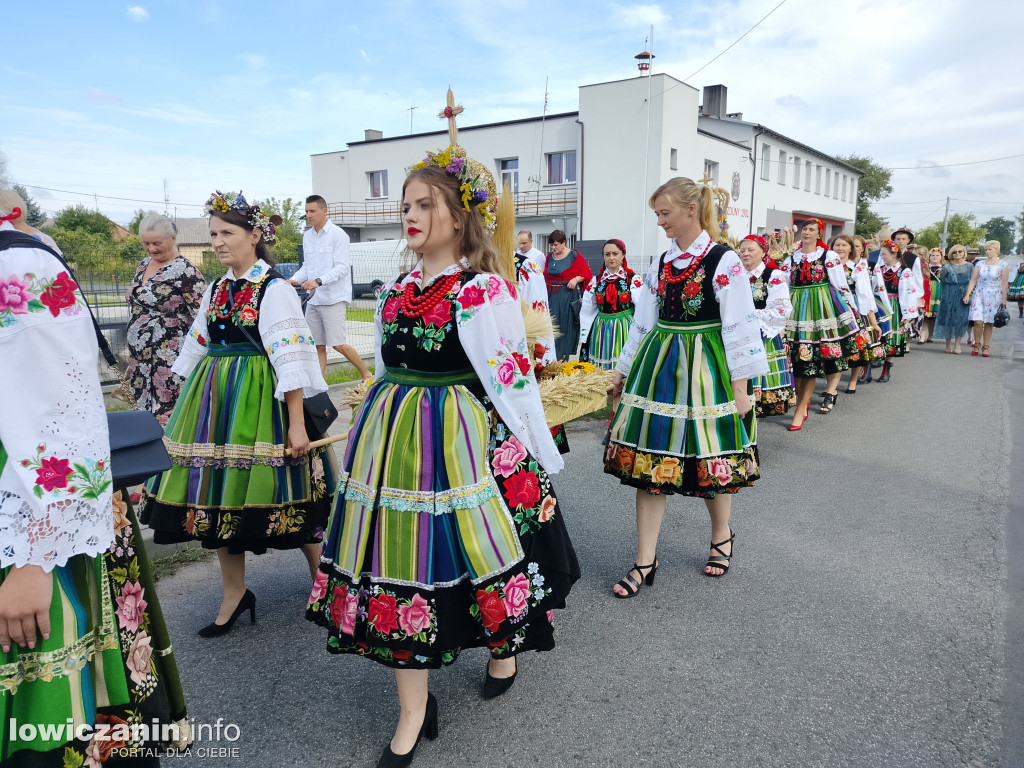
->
[913, 244, 929, 258]
[401, 166, 513, 282]
[0, 188, 27, 218]
[985, 239, 1002, 254]
[649, 177, 721, 243]
[851, 234, 869, 258]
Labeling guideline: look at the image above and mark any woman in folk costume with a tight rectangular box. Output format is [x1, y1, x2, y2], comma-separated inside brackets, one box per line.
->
[852, 234, 892, 385]
[579, 238, 644, 370]
[737, 234, 795, 416]
[0, 218, 187, 767]
[142, 192, 335, 636]
[779, 218, 860, 429]
[873, 239, 920, 380]
[832, 234, 883, 395]
[1007, 259, 1024, 318]
[307, 126, 579, 768]
[604, 177, 767, 590]
[921, 247, 944, 341]
[892, 226, 925, 336]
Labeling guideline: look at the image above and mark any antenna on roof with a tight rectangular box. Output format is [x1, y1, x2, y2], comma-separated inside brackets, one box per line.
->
[408, 105, 418, 135]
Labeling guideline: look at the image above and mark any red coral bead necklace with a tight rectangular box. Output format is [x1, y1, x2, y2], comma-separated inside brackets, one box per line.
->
[662, 239, 714, 285]
[401, 271, 461, 318]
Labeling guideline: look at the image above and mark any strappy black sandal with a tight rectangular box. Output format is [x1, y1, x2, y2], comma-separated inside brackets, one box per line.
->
[819, 391, 839, 413]
[704, 531, 735, 577]
[613, 559, 658, 598]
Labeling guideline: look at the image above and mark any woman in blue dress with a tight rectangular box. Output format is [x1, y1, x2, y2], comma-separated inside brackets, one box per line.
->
[934, 244, 974, 354]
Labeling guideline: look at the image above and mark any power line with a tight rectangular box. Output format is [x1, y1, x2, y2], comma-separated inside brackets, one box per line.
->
[684, 0, 790, 82]
[952, 197, 1024, 206]
[887, 153, 1024, 171]
[20, 183, 204, 208]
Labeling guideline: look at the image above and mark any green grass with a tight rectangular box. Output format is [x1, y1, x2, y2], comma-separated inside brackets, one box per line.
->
[151, 545, 215, 581]
[586, 403, 614, 421]
[325, 366, 375, 386]
[347, 308, 374, 322]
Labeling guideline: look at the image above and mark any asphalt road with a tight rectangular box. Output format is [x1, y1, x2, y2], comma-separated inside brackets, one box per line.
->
[154, 313, 1024, 768]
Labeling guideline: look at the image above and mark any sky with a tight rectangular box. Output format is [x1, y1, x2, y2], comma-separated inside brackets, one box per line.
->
[3, 0, 1023, 236]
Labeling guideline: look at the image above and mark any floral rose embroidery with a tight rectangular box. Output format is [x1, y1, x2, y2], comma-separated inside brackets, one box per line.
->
[496, 357, 519, 388]
[91, 714, 130, 762]
[511, 352, 531, 375]
[0, 276, 33, 314]
[631, 452, 651, 479]
[397, 593, 433, 636]
[239, 306, 258, 323]
[492, 437, 528, 478]
[381, 296, 402, 323]
[715, 274, 730, 288]
[340, 589, 359, 636]
[368, 593, 400, 635]
[126, 631, 153, 686]
[476, 589, 506, 632]
[683, 281, 702, 298]
[310, 570, 329, 603]
[537, 495, 556, 523]
[706, 458, 733, 486]
[112, 491, 130, 532]
[729, 262, 743, 276]
[798, 345, 812, 361]
[459, 285, 486, 308]
[115, 581, 148, 633]
[504, 469, 541, 508]
[502, 574, 531, 619]
[39, 272, 78, 317]
[329, 585, 348, 626]
[651, 457, 682, 485]
[34, 456, 73, 493]
[422, 300, 451, 327]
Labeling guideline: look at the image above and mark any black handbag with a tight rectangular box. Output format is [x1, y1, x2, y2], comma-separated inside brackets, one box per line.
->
[0, 230, 172, 491]
[994, 305, 1010, 328]
[237, 318, 338, 438]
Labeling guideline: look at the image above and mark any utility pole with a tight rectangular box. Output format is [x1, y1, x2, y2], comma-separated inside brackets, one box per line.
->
[163, 179, 170, 216]
[407, 106, 418, 135]
[639, 26, 654, 269]
[940, 196, 951, 250]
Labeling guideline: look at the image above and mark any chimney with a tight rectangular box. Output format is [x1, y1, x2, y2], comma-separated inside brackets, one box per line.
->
[701, 85, 728, 119]
[364, 129, 383, 141]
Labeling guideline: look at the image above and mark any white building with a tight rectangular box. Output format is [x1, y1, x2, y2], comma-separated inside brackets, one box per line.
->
[310, 75, 861, 269]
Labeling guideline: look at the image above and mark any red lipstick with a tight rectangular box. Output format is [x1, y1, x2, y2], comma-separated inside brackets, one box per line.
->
[407, 227, 422, 236]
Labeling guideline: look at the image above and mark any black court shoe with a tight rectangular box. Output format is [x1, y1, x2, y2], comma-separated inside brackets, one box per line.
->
[197, 589, 256, 638]
[377, 693, 439, 768]
[483, 656, 518, 699]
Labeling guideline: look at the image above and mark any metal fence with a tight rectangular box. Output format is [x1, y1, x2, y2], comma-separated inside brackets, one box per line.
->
[67, 249, 376, 386]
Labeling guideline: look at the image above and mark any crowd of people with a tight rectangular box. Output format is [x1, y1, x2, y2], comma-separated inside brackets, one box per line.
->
[1, 130, 1018, 766]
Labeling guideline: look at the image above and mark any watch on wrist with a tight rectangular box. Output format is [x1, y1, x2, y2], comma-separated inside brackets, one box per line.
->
[315, 278, 323, 286]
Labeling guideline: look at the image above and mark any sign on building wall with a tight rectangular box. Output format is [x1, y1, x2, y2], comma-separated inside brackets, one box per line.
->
[731, 172, 741, 202]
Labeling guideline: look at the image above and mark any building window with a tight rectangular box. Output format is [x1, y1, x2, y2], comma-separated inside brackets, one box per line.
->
[498, 158, 519, 194]
[703, 160, 719, 186]
[368, 170, 388, 199]
[761, 143, 771, 180]
[825, 169, 832, 198]
[792, 156, 801, 188]
[815, 165, 822, 194]
[805, 160, 812, 191]
[670, 148, 678, 171]
[547, 151, 576, 185]
[833, 173, 840, 199]
[850, 178, 857, 202]
[778, 150, 787, 185]
[841, 174, 847, 201]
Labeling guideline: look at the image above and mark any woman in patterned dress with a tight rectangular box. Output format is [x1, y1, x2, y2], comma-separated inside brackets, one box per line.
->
[604, 177, 767, 588]
[126, 214, 205, 425]
[873, 240, 920, 381]
[737, 234, 794, 416]
[921, 247, 944, 342]
[966, 240, 1010, 357]
[934, 245, 974, 353]
[1007, 260, 1024, 318]
[307, 157, 579, 767]
[142, 193, 335, 636]
[579, 238, 644, 370]
[832, 235, 882, 395]
[780, 219, 861, 428]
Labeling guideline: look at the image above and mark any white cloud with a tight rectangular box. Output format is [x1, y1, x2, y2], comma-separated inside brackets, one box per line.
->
[239, 54, 268, 70]
[126, 5, 149, 22]
[611, 3, 669, 28]
[359, 49, 372, 65]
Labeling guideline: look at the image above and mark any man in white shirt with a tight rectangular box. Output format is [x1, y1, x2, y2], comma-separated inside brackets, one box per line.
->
[517, 229, 546, 272]
[291, 195, 371, 380]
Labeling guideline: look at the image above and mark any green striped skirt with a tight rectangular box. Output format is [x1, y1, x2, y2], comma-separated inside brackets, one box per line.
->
[1009, 270, 1024, 302]
[1, 495, 186, 766]
[884, 293, 908, 357]
[754, 333, 796, 417]
[141, 344, 334, 554]
[308, 367, 579, 669]
[587, 310, 633, 370]
[927, 277, 942, 317]
[604, 319, 759, 497]
[787, 283, 862, 378]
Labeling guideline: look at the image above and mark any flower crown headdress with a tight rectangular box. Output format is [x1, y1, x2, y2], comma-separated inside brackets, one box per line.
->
[881, 239, 898, 252]
[204, 190, 282, 243]
[408, 90, 498, 230]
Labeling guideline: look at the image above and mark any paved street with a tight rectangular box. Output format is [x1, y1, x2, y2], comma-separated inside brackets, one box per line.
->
[154, 314, 1024, 767]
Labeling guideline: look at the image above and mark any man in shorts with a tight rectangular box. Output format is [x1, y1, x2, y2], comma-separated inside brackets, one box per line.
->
[292, 195, 372, 380]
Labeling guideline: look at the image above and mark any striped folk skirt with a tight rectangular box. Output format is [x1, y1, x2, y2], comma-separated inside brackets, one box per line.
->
[1, 495, 186, 767]
[927, 278, 942, 317]
[586, 310, 633, 370]
[1008, 270, 1024, 302]
[787, 284, 862, 378]
[141, 344, 335, 554]
[884, 294, 909, 357]
[307, 368, 579, 669]
[754, 333, 796, 417]
[603, 319, 759, 497]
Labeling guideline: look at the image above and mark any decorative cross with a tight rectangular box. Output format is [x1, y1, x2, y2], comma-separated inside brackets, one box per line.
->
[438, 88, 464, 146]
[698, 173, 716, 187]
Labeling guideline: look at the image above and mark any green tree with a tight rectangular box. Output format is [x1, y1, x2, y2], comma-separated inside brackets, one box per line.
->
[917, 213, 986, 251]
[127, 209, 156, 234]
[982, 216, 1015, 254]
[835, 154, 893, 238]
[11, 184, 46, 227]
[52, 205, 116, 238]
[1016, 207, 1024, 253]
[258, 197, 303, 262]
[915, 226, 941, 250]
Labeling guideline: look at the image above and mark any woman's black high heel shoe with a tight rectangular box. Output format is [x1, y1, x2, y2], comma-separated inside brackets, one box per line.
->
[377, 692, 439, 768]
[704, 530, 735, 577]
[197, 589, 256, 638]
[612, 558, 658, 598]
[483, 655, 517, 699]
